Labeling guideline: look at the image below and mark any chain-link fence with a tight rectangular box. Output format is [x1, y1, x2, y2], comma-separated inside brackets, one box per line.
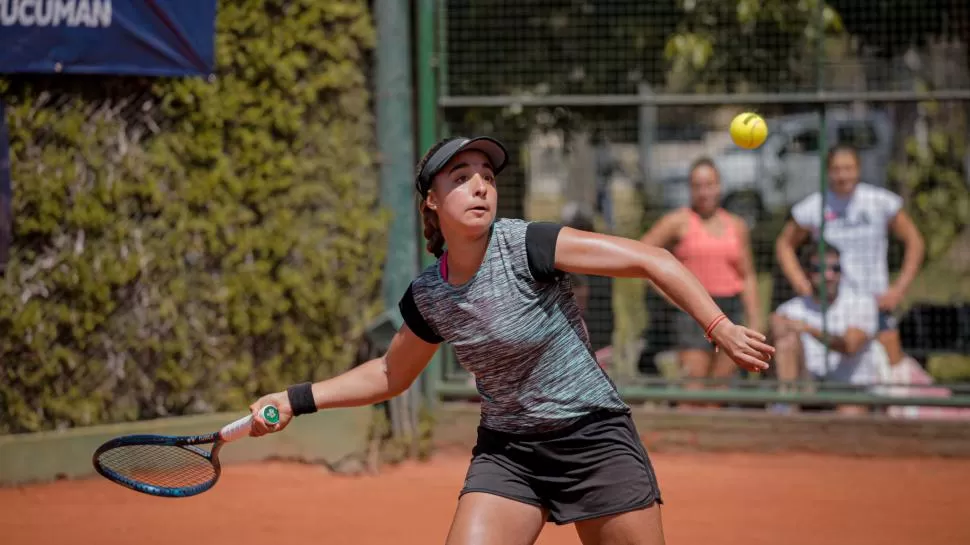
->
[428, 0, 970, 413]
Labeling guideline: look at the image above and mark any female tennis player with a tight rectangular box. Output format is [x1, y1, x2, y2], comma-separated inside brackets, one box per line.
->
[248, 136, 774, 545]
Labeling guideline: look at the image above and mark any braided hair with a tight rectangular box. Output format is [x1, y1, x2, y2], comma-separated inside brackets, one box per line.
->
[415, 138, 452, 258]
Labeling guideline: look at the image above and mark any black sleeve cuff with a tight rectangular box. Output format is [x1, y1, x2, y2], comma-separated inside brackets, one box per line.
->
[526, 222, 564, 283]
[398, 284, 443, 344]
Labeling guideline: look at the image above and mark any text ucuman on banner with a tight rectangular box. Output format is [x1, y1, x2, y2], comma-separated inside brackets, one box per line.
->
[0, 0, 217, 77]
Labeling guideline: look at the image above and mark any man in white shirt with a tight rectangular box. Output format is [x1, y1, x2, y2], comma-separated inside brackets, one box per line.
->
[775, 144, 925, 367]
[772, 240, 881, 415]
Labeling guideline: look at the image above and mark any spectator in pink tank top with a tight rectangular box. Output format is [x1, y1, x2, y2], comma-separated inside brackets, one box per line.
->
[640, 157, 763, 407]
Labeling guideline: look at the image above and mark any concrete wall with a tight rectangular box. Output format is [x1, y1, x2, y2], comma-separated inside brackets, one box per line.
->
[7, 402, 968, 489]
[433, 403, 970, 458]
[0, 406, 372, 487]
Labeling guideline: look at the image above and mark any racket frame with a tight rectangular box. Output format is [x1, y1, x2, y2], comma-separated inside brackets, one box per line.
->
[92, 405, 278, 498]
[92, 431, 225, 497]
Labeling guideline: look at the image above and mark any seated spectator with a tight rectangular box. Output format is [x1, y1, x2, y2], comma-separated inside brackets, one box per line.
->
[775, 144, 925, 367]
[771, 241, 882, 416]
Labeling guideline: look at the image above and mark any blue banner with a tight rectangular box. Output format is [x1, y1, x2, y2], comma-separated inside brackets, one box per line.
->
[0, 1, 216, 77]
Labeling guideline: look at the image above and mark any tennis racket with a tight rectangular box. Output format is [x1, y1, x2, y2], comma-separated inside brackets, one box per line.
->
[92, 404, 280, 498]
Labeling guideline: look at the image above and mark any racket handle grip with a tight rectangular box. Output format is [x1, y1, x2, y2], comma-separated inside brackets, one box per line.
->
[220, 405, 281, 442]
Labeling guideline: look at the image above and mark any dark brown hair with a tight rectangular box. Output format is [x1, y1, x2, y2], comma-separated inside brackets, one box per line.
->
[826, 143, 860, 169]
[688, 156, 719, 180]
[801, 239, 841, 269]
[415, 138, 452, 258]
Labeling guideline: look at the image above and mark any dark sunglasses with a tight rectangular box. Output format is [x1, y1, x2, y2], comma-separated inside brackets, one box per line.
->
[810, 263, 841, 273]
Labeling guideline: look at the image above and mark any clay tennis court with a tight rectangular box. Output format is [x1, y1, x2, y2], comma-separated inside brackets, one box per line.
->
[2, 449, 968, 545]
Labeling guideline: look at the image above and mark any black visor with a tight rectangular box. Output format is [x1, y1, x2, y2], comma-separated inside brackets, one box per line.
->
[416, 136, 509, 196]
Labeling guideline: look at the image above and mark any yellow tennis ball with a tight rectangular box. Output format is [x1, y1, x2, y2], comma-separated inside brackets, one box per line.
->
[730, 112, 768, 149]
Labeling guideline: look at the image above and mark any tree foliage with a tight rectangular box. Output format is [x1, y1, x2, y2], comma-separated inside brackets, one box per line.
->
[663, 0, 968, 93]
[663, 0, 844, 93]
[891, 105, 969, 263]
[0, 0, 386, 434]
[445, 0, 680, 97]
[831, 0, 968, 60]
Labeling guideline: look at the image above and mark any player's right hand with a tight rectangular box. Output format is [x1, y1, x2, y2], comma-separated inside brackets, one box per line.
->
[249, 391, 293, 437]
[711, 321, 774, 373]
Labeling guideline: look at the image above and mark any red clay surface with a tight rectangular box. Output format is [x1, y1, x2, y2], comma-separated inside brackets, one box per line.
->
[3, 450, 969, 545]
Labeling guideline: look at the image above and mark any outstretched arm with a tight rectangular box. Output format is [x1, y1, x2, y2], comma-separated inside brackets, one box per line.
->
[557, 227, 721, 323]
[639, 210, 683, 248]
[882, 210, 925, 310]
[638, 210, 690, 313]
[248, 325, 439, 435]
[775, 219, 812, 297]
[553, 227, 773, 371]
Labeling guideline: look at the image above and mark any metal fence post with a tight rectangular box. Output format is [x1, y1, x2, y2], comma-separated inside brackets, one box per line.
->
[815, 0, 831, 379]
[376, 0, 419, 452]
[417, 0, 443, 411]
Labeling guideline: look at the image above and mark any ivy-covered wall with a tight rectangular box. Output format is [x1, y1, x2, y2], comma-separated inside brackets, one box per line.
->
[0, 0, 387, 434]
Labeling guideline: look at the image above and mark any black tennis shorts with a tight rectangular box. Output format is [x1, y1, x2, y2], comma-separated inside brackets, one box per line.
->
[459, 409, 663, 525]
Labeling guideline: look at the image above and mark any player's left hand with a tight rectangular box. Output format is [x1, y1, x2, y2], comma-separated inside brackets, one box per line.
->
[249, 391, 293, 437]
[711, 321, 774, 372]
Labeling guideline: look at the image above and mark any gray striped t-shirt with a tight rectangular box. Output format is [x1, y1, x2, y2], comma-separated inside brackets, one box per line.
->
[399, 218, 628, 434]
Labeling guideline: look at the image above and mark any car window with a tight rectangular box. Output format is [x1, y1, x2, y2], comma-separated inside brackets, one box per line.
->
[836, 123, 878, 150]
[782, 130, 820, 155]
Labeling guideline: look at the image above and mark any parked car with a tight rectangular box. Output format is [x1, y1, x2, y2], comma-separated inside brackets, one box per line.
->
[659, 108, 895, 228]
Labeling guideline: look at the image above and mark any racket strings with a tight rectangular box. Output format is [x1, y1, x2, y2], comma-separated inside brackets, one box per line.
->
[97, 444, 216, 489]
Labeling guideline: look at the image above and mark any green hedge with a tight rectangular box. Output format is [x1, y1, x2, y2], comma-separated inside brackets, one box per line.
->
[0, 0, 387, 434]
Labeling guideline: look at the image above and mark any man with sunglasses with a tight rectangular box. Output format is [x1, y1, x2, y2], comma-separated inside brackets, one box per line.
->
[770, 241, 882, 415]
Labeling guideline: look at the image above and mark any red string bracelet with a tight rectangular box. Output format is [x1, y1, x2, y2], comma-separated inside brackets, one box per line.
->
[704, 313, 728, 350]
